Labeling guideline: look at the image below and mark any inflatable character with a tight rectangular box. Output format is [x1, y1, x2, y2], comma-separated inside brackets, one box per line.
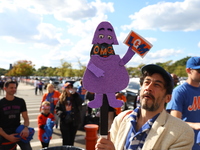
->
[83, 21, 135, 108]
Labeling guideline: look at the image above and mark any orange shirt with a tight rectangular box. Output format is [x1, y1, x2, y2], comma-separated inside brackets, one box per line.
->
[41, 90, 61, 113]
[37, 113, 55, 142]
[115, 94, 127, 115]
[41, 90, 61, 105]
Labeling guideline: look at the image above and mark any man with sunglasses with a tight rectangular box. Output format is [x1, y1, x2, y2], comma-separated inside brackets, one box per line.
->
[167, 56, 200, 150]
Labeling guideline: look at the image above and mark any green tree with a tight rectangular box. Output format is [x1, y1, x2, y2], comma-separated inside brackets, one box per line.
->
[46, 67, 57, 76]
[6, 60, 35, 77]
[55, 59, 72, 77]
[36, 66, 49, 76]
[75, 58, 86, 78]
[0, 68, 8, 76]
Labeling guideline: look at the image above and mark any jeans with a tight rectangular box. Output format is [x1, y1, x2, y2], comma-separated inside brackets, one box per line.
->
[17, 141, 32, 150]
[0, 139, 32, 150]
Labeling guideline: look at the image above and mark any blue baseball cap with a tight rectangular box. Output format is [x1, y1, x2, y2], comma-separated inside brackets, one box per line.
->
[186, 57, 200, 69]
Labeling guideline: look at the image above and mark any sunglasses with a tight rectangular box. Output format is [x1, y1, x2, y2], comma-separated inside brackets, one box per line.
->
[41, 106, 51, 110]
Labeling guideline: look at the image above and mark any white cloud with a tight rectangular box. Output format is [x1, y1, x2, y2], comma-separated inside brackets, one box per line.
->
[0, 7, 40, 41]
[0, 0, 114, 48]
[198, 42, 200, 48]
[122, 0, 200, 31]
[2, 0, 114, 22]
[0, 50, 33, 69]
[126, 48, 183, 67]
[148, 49, 182, 58]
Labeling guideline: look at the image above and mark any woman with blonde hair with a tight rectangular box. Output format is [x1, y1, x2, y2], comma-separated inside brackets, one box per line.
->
[41, 84, 61, 128]
[55, 82, 83, 146]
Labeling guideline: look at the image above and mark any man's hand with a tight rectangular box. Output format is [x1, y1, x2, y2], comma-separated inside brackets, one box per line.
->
[6, 134, 20, 143]
[95, 133, 115, 150]
[20, 127, 29, 138]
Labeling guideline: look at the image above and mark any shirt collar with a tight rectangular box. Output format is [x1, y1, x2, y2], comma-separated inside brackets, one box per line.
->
[129, 107, 160, 130]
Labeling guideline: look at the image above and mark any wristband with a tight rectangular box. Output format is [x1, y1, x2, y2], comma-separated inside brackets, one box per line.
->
[24, 126, 28, 128]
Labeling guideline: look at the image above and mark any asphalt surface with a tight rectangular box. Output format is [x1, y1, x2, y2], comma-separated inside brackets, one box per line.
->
[0, 82, 86, 150]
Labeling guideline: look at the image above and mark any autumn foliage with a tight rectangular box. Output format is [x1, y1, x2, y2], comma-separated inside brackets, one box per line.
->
[6, 60, 35, 76]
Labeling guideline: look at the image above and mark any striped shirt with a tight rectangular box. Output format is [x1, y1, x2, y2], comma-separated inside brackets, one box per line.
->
[124, 107, 159, 150]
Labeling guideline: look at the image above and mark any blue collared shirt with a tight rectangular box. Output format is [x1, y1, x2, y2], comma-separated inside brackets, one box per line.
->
[124, 107, 159, 150]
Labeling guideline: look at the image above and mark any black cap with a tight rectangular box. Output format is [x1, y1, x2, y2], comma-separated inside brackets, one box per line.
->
[141, 64, 174, 90]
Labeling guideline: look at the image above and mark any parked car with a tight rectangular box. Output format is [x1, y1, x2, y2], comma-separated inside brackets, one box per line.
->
[123, 78, 140, 110]
[73, 80, 81, 91]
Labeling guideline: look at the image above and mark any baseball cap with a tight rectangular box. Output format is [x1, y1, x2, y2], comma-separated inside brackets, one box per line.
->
[63, 82, 73, 88]
[62, 82, 73, 90]
[186, 57, 200, 69]
[141, 64, 173, 90]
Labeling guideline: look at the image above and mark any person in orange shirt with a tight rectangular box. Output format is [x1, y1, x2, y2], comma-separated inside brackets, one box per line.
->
[41, 84, 61, 128]
[115, 92, 127, 115]
[38, 101, 55, 148]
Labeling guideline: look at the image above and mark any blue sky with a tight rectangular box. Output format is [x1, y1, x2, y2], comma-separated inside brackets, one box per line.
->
[0, 0, 199, 70]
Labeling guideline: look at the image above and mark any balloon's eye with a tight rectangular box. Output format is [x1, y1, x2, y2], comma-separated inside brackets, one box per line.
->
[107, 35, 112, 39]
[99, 35, 104, 39]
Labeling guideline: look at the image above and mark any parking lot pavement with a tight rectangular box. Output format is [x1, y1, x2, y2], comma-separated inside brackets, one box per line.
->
[0, 82, 86, 150]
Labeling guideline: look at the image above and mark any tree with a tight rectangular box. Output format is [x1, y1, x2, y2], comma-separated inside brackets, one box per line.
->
[46, 67, 57, 76]
[0, 68, 8, 76]
[6, 60, 35, 77]
[36, 66, 49, 76]
[55, 59, 72, 77]
[76, 58, 86, 78]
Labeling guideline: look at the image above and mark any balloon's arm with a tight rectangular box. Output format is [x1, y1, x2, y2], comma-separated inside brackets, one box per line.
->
[87, 63, 105, 77]
[119, 46, 135, 66]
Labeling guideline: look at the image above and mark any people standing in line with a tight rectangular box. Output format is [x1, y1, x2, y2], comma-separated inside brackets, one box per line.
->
[77, 80, 87, 130]
[95, 64, 194, 150]
[55, 82, 83, 146]
[38, 101, 55, 148]
[166, 57, 200, 150]
[171, 73, 179, 87]
[0, 80, 32, 150]
[38, 80, 44, 95]
[41, 84, 61, 128]
[77, 80, 87, 102]
[34, 78, 39, 95]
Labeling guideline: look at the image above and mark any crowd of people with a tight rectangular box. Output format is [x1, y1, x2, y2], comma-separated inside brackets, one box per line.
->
[0, 57, 200, 150]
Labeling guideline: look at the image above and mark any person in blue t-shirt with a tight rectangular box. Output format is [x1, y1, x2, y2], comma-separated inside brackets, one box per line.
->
[77, 80, 87, 101]
[166, 57, 200, 150]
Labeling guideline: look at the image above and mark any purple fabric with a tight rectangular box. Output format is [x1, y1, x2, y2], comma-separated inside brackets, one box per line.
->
[87, 63, 105, 77]
[120, 46, 135, 66]
[83, 55, 130, 108]
[84, 21, 135, 108]
[92, 21, 118, 45]
[83, 55, 129, 93]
